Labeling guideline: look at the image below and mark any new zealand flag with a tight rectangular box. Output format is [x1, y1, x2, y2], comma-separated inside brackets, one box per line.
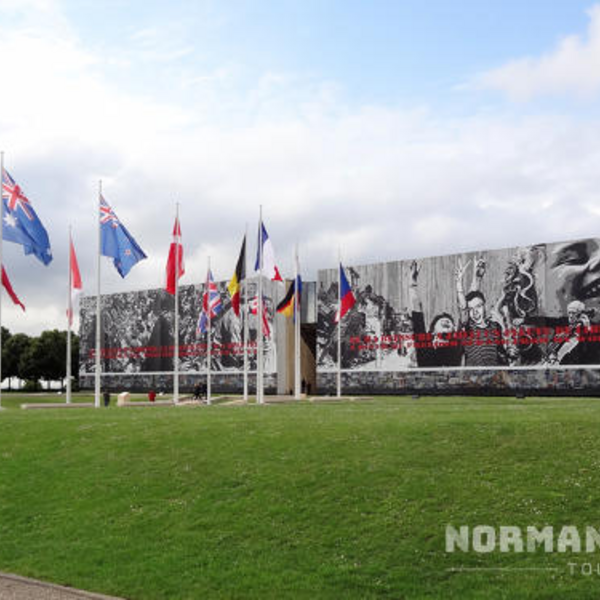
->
[100, 194, 147, 278]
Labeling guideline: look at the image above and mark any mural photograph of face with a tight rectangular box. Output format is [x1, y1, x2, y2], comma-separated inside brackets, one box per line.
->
[567, 300, 585, 327]
[467, 296, 486, 326]
[432, 315, 454, 336]
[551, 240, 600, 308]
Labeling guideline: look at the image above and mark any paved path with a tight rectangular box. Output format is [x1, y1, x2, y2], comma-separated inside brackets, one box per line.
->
[0, 572, 125, 600]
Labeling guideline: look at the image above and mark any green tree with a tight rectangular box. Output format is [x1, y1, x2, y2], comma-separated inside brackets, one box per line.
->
[7, 330, 78, 390]
[19, 339, 40, 390]
[4, 332, 30, 389]
[0, 326, 11, 388]
[35, 330, 67, 388]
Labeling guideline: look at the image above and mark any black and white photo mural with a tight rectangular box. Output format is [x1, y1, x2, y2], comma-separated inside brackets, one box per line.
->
[79, 278, 280, 390]
[317, 238, 600, 394]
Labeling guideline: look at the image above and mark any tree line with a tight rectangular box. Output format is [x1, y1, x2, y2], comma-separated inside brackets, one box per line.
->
[2, 328, 79, 391]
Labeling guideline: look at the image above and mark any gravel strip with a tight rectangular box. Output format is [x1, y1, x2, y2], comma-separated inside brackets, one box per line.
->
[0, 573, 125, 600]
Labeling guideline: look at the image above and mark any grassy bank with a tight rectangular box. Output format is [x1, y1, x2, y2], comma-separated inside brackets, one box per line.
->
[1, 395, 599, 598]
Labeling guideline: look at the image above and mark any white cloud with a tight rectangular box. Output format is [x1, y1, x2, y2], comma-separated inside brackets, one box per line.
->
[477, 4, 600, 101]
[1, 2, 600, 337]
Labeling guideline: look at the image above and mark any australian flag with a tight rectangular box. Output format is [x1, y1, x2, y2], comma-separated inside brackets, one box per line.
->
[2, 169, 52, 265]
[100, 195, 147, 277]
[197, 269, 222, 335]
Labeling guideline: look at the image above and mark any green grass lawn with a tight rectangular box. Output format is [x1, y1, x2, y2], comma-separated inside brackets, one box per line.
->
[1, 395, 600, 599]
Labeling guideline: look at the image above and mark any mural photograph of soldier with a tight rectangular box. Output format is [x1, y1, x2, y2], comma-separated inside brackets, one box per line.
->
[141, 292, 175, 372]
[317, 280, 367, 369]
[316, 267, 420, 371]
[214, 296, 244, 370]
[355, 284, 386, 368]
[391, 307, 416, 369]
[316, 281, 339, 368]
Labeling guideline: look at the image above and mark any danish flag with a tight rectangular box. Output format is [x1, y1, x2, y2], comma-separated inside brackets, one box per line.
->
[250, 295, 271, 338]
[165, 216, 185, 295]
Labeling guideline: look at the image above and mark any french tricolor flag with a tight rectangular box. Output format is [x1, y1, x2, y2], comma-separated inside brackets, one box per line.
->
[255, 222, 283, 282]
[335, 263, 355, 322]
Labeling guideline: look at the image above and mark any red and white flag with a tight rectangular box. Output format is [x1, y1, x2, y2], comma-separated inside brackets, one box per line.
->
[2, 266, 25, 312]
[250, 296, 271, 337]
[165, 216, 185, 295]
[67, 236, 82, 325]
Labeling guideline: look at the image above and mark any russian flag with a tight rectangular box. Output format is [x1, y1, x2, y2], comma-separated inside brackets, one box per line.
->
[335, 263, 355, 322]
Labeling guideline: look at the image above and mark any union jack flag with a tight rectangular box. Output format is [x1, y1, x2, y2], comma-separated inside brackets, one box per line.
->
[2, 170, 34, 220]
[197, 269, 222, 335]
[100, 195, 120, 228]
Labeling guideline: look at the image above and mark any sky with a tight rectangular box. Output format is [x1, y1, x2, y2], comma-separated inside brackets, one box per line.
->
[1, 0, 600, 335]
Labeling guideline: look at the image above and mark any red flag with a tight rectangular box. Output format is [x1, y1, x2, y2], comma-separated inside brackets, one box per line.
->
[67, 236, 82, 325]
[250, 296, 270, 337]
[165, 217, 185, 295]
[2, 266, 25, 311]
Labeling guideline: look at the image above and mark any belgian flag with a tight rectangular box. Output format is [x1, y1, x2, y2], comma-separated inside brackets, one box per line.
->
[277, 276, 302, 318]
[227, 236, 246, 316]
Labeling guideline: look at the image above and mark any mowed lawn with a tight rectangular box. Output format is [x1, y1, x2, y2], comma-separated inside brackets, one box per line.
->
[1, 395, 600, 599]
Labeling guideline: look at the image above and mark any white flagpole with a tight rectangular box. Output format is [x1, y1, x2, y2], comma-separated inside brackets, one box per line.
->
[207, 256, 212, 405]
[243, 225, 248, 402]
[0, 151, 4, 409]
[66, 225, 72, 404]
[337, 250, 342, 398]
[257, 206, 264, 405]
[174, 202, 180, 404]
[294, 244, 301, 400]
[94, 180, 102, 408]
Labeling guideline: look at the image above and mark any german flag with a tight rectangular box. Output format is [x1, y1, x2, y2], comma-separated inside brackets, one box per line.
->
[227, 236, 246, 316]
[277, 276, 302, 318]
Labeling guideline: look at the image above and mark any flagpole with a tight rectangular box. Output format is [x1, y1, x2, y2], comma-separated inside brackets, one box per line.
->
[243, 224, 248, 403]
[0, 151, 4, 409]
[174, 202, 180, 404]
[94, 180, 102, 408]
[337, 250, 342, 398]
[294, 244, 301, 400]
[257, 206, 264, 405]
[207, 256, 212, 406]
[66, 225, 72, 404]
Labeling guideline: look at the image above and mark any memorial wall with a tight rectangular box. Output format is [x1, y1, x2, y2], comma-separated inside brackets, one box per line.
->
[79, 278, 284, 393]
[79, 237, 600, 395]
[316, 238, 600, 394]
